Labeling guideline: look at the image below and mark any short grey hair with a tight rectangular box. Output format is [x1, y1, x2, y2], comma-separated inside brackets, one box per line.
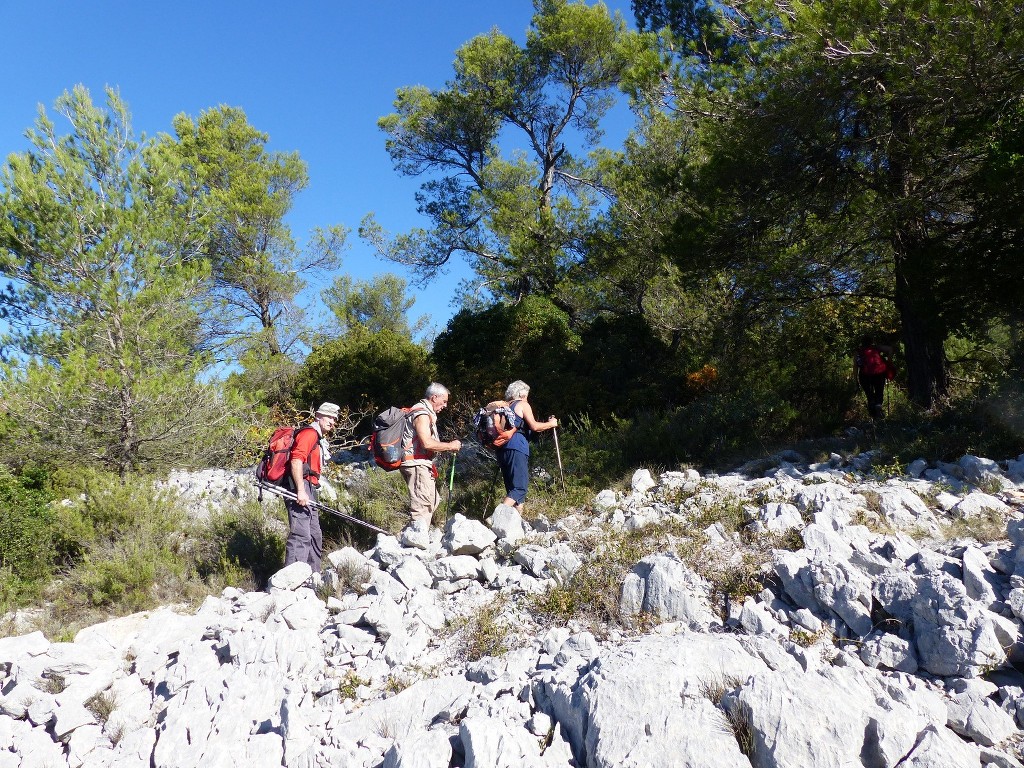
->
[505, 380, 530, 401]
[425, 382, 450, 399]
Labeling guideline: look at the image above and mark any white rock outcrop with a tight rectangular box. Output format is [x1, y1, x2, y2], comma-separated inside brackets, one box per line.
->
[3, 449, 1024, 767]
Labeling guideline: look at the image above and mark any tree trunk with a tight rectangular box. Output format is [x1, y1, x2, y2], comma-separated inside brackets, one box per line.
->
[113, 315, 136, 479]
[894, 255, 948, 409]
[259, 301, 282, 356]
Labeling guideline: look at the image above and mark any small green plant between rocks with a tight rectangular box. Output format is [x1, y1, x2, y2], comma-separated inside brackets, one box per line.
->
[84, 690, 117, 724]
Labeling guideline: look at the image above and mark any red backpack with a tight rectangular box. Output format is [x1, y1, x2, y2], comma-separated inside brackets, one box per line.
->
[255, 426, 318, 486]
[858, 346, 889, 376]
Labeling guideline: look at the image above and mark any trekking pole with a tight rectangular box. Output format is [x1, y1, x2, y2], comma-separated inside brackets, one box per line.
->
[256, 481, 389, 535]
[551, 425, 566, 494]
[444, 453, 457, 525]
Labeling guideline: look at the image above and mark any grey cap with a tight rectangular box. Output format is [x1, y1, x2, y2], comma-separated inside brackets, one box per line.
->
[316, 402, 340, 419]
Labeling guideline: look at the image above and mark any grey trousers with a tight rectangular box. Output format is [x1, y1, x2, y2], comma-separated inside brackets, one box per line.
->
[284, 479, 322, 573]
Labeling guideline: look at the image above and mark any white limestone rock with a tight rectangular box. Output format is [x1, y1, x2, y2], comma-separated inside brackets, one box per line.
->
[631, 468, 657, 494]
[952, 492, 1010, 519]
[487, 504, 528, 543]
[382, 728, 452, 768]
[541, 633, 768, 768]
[391, 556, 434, 590]
[268, 561, 313, 592]
[442, 514, 497, 555]
[859, 632, 918, 674]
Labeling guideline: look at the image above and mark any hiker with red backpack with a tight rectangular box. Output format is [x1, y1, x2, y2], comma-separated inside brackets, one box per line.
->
[283, 402, 339, 573]
[399, 383, 462, 548]
[496, 380, 558, 511]
[854, 336, 896, 419]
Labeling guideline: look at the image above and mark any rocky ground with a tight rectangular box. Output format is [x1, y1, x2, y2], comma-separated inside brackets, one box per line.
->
[3, 449, 1024, 767]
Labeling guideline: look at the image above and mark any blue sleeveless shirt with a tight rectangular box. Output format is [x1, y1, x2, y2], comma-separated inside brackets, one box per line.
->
[503, 400, 530, 454]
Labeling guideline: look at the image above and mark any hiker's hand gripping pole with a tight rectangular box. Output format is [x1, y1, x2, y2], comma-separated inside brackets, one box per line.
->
[256, 482, 389, 535]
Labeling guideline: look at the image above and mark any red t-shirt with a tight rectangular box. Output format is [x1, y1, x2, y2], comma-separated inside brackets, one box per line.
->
[288, 426, 322, 486]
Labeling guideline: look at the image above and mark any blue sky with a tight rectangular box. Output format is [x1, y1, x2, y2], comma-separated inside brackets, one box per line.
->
[0, 1, 638, 335]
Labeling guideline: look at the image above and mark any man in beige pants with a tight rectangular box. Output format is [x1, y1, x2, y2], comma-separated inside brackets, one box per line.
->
[399, 382, 461, 548]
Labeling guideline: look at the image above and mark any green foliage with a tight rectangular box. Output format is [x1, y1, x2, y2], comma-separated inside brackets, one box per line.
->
[167, 105, 347, 363]
[322, 273, 429, 340]
[433, 296, 580, 408]
[340, 468, 410, 538]
[226, 349, 301, 413]
[637, 0, 1024, 408]
[0, 466, 56, 605]
[450, 599, 514, 663]
[364, 0, 642, 305]
[1, 468, 293, 638]
[45, 471, 189, 613]
[531, 531, 648, 628]
[432, 281, 862, 460]
[0, 86, 252, 476]
[76, 552, 162, 610]
[191, 502, 287, 590]
[295, 328, 434, 416]
[532, 509, 771, 631]
[337, 670, 368, 700]
[870, 456, 906, 481]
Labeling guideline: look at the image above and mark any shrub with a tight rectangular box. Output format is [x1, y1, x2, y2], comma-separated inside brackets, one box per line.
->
[341, 468, 409, 537]
[337, 670, 368, 700]
[532, 508, 773, 630]
[294, 328, 434, 419]
[450, 599, 514, 662]
[74, 551, 161, 609]
[192, 502, 286, 590]
[944, 510, 1008, 545]
[532, 523, 682, 629]
[84, 690, 117, 724]
[25, 471, 201, 636]
[0, 465, 57, 606]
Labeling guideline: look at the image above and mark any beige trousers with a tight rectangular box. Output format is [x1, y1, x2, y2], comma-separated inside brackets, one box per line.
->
[400, 464, 440, 525]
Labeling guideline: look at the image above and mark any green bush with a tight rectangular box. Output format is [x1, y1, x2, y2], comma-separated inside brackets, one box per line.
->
[0, 465, 57, 606]
[341, 467, 410, 537]
[294, 328, 434, 417]
[75, 550, 159, 609]
[450, 599, 514, 662]
[192, 502, 286, 590]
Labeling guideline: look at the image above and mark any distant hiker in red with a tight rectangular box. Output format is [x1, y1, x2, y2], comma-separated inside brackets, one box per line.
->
[854, 336, 895, 419]
[284, 402, 339, 574]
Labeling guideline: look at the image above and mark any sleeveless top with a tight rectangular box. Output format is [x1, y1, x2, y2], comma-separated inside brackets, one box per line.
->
[503, 400, 530, 455]
[403, 400, 438, 466]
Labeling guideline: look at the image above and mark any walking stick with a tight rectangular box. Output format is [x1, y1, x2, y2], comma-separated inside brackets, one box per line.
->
[552, 424, 566, 494]
[256, 481, 389, 535]
[444, 453, 457, 524]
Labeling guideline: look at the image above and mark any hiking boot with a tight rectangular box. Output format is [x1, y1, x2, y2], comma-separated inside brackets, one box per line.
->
[400, 521, 431, 550]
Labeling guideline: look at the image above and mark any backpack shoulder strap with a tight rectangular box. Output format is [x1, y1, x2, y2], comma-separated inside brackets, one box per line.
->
[291, 425, 322, 479]
[407, 401, 433, 422]
[508, 399, 526, 426]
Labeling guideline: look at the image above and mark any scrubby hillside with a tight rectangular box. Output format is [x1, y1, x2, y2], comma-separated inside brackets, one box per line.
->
[3, 450, 1024, 767]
